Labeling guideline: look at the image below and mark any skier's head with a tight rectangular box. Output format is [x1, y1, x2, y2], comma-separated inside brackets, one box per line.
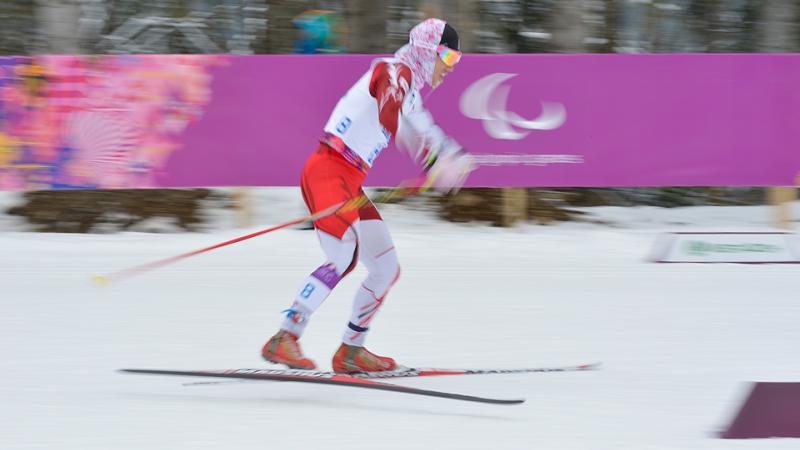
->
[394, 19, 462, 90]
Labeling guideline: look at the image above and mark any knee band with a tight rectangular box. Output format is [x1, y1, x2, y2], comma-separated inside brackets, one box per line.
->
[311, 263, 342, 289]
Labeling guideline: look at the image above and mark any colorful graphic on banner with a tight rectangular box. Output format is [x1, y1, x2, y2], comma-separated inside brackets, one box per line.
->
[0, 55, 227, 190]
[1, 54, 799, 191]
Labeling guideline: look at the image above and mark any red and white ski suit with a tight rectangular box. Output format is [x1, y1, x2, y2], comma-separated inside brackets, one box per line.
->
[281, 19, 466, 347]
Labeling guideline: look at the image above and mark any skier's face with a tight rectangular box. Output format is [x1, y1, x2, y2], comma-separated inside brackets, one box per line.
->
[431, 56, 455, 88]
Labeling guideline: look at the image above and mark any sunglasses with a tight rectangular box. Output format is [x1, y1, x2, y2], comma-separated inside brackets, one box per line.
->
[438, 44, 462, 67]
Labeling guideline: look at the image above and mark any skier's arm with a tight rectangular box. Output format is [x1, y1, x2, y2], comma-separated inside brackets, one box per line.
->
[396, 105, 462, 168]
[369, 62, 413, 137]
[371, 61, 474, 192]
[396, 100, 474, 192]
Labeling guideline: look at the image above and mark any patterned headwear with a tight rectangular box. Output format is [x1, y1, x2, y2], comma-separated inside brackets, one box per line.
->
[394, 18, 446, 91]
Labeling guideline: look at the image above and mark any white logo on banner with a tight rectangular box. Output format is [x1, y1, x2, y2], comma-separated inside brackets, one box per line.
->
[460, 73, 566, 140]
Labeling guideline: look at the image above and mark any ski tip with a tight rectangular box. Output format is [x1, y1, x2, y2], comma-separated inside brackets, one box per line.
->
[464, 395, 526, 405]
[578, 362, 603, 370]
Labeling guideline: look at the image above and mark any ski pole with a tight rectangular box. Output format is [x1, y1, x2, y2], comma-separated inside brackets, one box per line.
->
[92, 179, 429, 285]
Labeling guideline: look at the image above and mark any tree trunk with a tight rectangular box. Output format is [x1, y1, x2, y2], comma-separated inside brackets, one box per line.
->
[757, 0, 799, 229]
[343, 0, 388, 53]
[756, 0, 799, 52]
[549, 0, 586, 53]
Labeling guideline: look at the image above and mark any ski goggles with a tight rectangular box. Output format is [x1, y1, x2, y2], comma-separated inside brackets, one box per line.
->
[438, 44, 462, 67]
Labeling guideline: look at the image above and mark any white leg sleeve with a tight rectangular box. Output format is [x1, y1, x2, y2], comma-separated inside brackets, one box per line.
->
[281, 225, 360, 337]
[342, 219, 400, 346]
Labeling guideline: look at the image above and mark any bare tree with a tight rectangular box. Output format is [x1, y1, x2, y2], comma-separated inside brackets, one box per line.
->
[756, 0, 799, 52]
[550, 0, 586, 52]
[342, 0, 388, 53]
[0, 0, 37, 54]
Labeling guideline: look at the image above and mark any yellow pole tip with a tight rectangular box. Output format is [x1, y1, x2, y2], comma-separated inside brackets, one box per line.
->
[91, 275, 111, 286]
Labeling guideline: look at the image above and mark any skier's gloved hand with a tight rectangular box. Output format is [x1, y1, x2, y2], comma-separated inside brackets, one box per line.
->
[423, 149, 475, 194]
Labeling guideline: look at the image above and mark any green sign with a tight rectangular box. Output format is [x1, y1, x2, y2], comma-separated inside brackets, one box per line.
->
[685, 241, 780, 256]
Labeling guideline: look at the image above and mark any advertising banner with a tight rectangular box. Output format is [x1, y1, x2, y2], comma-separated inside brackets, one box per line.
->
[1, 54, 799, 190]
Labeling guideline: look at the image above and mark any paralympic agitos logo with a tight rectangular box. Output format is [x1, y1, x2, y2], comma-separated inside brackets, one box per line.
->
[459, 73, 567, 140]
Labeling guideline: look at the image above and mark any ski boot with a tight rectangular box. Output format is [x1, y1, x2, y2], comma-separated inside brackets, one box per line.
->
[331, 343, 397, 373]
[262, 330, 317, 370]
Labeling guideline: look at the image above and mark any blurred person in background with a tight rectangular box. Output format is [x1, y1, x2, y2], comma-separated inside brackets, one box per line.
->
[292, 9, 345, 54]
[262, 18, 474, 373]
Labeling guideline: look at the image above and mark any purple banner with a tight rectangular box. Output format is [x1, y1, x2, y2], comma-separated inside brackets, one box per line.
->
[1, 54, 799, 190]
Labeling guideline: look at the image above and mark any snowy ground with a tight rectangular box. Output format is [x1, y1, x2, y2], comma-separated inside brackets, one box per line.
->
[1, 189, 799, 450]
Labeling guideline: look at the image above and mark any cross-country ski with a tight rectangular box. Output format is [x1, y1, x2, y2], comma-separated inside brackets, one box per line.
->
[120, 368, 525, 405]
[172, 362, 601, 384]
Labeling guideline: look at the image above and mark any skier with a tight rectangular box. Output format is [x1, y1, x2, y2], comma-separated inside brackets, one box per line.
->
[262, 18, 474, 372]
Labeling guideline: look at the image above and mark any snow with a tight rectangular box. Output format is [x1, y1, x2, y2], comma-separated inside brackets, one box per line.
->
[1, 188, 799, 450]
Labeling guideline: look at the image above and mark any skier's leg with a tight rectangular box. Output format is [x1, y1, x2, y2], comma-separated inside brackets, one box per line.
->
[333, 198, 401, 372]
[263, 143, 365, 369]
[342, 219, 400, 346]
[282, 144, 365, 336]
[262, 224, 360, 369]
[280, 225, 360, 337]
